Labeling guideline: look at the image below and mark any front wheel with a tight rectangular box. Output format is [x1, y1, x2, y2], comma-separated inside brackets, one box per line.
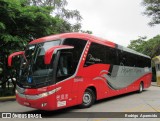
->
[79, 88, 95, 108]
[138, 82, 143, 93]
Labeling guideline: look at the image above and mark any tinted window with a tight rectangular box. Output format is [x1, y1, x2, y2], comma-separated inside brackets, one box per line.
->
[32, 40, 60, 76]
[117, 50, 151, 68]
[84, 43, 106, 67]
[84, 42, 119, 67]
[147, 58, 151, 67]
[118, 51, 137, 67]
[63, 38, 87, 72]
[84, 42, 151, 68]
[106, 47, 118, 65]
[56, 38, 87, 82]
[56, 50, 74, 82]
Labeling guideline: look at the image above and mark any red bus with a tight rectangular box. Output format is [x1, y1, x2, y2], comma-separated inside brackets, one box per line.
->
[8, 33, 152, 110]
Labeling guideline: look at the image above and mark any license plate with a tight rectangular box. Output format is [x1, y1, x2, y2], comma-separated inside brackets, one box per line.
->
[24, 102, 30, 106]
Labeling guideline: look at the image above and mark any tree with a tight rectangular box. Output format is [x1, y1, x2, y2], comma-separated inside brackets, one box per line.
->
[142, 0, 160, 26]
[147, 35, 160, 57]
[128, 35, 160, 58]
[0, 0, 73, 91]
[128, 36, 146, 53]
[0, 0, 73, 54]
[27, 0, 82, 31]
[0, 0, 92, 94]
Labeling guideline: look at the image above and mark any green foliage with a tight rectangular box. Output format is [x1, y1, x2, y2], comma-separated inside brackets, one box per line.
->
[0, 0, 73, 91]
[128, 36, 146, 52]
[128, 35, 160, 58]
[80, 30, 93, 34]
[0, 0, 91, 55]
[27, 0, 82, 20]
[142, 0, 160, 26]
[27, 0, 82, 31]
[0, 0, 92, 93]
[0, 22, 6, 30]
[0, 0, 74, 54]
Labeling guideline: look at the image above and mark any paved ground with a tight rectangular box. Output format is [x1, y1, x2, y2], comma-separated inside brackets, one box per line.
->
[0, 83, 160, 121]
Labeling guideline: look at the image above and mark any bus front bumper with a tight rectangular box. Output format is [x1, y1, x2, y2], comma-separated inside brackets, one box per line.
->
[16, 90, 56, 111]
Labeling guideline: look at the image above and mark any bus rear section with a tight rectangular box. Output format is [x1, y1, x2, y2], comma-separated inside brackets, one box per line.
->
[8, 33, 152, 111]
[78, 42, 151, 101]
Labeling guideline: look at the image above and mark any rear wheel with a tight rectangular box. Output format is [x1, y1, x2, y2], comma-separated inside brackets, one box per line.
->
[80, 88, 95, 108]
[138, 82, 143, 93]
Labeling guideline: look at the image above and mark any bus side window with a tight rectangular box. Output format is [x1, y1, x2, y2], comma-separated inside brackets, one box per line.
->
[63, 38, 87, 73]
[106, 47, 118, 65]
[56, 51, 74, 82]
[84, 42, 106, 67]
[117, 49, 124, 66]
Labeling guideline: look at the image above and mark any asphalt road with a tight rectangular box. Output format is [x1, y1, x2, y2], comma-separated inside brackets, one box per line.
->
[0, 84, 160, 121]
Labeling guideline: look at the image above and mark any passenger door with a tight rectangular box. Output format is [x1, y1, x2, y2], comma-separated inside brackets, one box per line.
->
[55, 50, 74, 109]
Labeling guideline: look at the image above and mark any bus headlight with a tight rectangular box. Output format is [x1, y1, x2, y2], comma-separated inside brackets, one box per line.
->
[26, 87, 61, 100]
[38, 92, 48, 98]
[15, 90, 18, 94]
[26, 92, 49, 100]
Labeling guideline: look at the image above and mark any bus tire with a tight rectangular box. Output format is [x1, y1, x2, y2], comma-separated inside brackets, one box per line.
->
[80, 88, 95, 108]
[138, 82, 143, 93]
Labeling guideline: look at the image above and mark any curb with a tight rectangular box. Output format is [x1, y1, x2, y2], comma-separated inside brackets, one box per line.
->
[151, 82, 159, 87]
[151, 84, 160, 87]
[0, 96, 16, 102]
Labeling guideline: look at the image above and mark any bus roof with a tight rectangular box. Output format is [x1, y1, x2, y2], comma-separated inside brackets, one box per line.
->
[29, 32, 115, 48]
[118, 45, 150, 58]
[29, 32, 150, 59]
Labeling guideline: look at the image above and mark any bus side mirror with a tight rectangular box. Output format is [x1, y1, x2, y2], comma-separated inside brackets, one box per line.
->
[8, 51, 24, 67]
[44, 45, 74, 65]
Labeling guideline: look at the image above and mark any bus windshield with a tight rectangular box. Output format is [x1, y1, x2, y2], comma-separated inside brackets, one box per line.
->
[18, 40, 61, 88]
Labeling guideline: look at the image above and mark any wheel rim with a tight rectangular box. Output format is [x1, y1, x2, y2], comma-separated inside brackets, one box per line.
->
[83, 93, 92, 105]
[140, 84, 143, 92]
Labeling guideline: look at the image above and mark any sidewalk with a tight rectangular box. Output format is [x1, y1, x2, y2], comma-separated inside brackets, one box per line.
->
[0, 95, 16, 102]
[151, 82, 159, 87]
